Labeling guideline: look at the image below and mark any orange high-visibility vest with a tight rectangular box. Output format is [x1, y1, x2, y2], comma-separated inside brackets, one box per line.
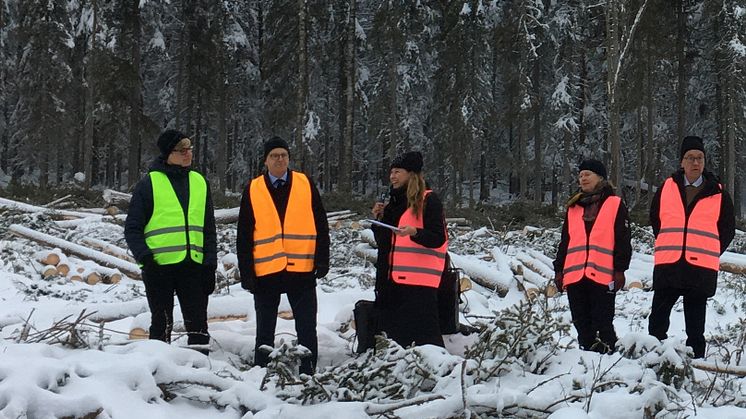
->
[249, 172, 317, 277]
[654, 177, 721, 271]
[390, 191, 449, 288]
[563, 196, 621, 287]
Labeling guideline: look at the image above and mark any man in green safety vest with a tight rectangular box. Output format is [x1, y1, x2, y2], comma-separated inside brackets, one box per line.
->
[125, 129, 218, 354]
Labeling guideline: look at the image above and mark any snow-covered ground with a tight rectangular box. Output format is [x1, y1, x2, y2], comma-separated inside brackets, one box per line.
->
[1, 210, 746, 418]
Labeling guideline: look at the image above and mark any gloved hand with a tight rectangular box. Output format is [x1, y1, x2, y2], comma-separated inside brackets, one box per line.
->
[314, 265, 329, 279]
[203, 264, 217, 295]
[140, 254, 159, 279]
[553, 272, 564, 292]
[239, 269, 257, 293]
[613, 271, 626, 292]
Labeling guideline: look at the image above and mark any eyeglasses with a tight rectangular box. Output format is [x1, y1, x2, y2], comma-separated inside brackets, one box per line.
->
[172, 147, 193, 156]
[268, 152, 289, 160]
[683, 156, 704, 163]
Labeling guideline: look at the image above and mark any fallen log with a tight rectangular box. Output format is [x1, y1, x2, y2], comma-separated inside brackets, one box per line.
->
[102, 189, 132, 206]
[36, 250, 62, 266]
[9, 224, 141, 279]
[54, 214, 127, 228]
[214, 207, 240, 224]
[42, 265, 58, 279]
[129, 314, 250, 340]
[360, 229, 377, 247]
[43, 194, 73, 208]
[0, 197, 101, 220]
[80, 237, 135, 263]
[691, 360, 746, 377]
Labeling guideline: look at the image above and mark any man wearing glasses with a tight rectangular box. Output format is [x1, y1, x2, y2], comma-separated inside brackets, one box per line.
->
[648, 135, 735, 358]
[125, 129, 217, 354]
[236, 136, 330, 375]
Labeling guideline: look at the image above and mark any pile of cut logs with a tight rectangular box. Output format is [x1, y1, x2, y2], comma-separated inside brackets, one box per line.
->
[35, 249, 122, 285]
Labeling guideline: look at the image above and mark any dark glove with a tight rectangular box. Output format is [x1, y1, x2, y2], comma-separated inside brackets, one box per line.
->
[314, 265, 329, 279]
[203, 264, 217, 295]
[240, 269, 257, 293]
[613, 271, 626, 292]
[140, 254, 159, 279]
[553, 272, 564, 292]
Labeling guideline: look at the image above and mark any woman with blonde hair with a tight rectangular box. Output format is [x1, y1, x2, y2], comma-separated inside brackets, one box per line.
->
[371, 151, 448, 348]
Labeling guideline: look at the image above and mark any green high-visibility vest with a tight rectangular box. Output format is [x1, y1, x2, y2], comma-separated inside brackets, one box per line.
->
[143, 171, 207, 265]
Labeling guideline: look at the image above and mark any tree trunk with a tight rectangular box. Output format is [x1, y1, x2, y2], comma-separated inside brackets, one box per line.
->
[675, 0, 687, 142]
[295, 0, 308, 171]
[646, 31, 656, 208]
[39, 95, 48, 190]
[562, 129, 571, 198]
[724, 84, 736, 192]
[195, 90, 203, 172]
[519, 116, 527, 198]
[127, 0, 142, 188]
[83, 0, 98, 191]
[533, 61, 542, 203]
[338, 0, 356, 194]
[217, 88, 228, 192]
[0, 0, 6, 174]
[606, 0, 621, 188]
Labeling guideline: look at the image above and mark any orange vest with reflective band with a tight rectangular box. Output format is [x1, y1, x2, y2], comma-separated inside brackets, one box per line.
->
[654, 177, 721, 271]
[390, 191, 448, 288]
[563, 196, 621, 287]
[249, 172, 317, 277]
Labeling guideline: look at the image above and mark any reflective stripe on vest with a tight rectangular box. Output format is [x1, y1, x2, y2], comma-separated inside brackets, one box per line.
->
[390, 191, 449, 288]
[250, 172, 317, 276]
[654, 177, 721, 270]
[144, 171, 206, 265]
[563, 195, 621, 287]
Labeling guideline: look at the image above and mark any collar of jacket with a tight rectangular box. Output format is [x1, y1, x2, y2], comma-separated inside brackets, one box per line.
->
[671, 169, 722, 197]
[148, 157, 191, 178]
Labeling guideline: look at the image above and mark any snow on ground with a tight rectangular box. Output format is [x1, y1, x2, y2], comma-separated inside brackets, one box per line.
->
[1, 211, 746, 418]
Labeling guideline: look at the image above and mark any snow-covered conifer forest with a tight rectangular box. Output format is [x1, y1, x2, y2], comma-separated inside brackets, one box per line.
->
[1, 1, 746, 418]
[0, 1, 744, 211]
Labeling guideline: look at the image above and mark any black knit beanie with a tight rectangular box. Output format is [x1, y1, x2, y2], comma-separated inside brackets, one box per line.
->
[680, 136, 705, 160]
[263, 136, 290, 160]
[390, 151, 423, 173]
[157, 129, 187, 157]
[578, 159, 607, 179]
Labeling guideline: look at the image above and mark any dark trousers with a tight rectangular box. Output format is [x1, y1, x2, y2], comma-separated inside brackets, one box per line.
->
[254, 286, 318, 374]
[648, 288, 707, 358]
[379, 284, 444, 348]
[566, 278, 617, 353]
[143, 267, 209, 347]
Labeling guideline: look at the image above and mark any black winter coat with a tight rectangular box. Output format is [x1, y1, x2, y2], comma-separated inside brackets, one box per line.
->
[236, 170, 330, 294]
[554, 184, 632, 276]
[124, 157, 217, 269]
[649, 169, 735, 297]
[372, 186, 447, 347]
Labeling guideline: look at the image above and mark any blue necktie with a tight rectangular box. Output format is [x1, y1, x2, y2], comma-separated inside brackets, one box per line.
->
[274, 178, 285, 188]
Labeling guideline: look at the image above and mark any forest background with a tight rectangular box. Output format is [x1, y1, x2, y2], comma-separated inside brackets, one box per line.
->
[0, 0, 744, 224]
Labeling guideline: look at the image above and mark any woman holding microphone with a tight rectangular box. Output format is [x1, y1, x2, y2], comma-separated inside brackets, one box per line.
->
[553, 159, 631, 354]
[371, 151, 448, 348]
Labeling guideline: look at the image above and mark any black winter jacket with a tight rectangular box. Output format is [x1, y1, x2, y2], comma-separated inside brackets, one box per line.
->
[373, 186, 447, 299]
[649, 169, 735, 297]
[124, 157, 218, 268]
[236, 170, 330, 293]
[553, 184, 632, 276]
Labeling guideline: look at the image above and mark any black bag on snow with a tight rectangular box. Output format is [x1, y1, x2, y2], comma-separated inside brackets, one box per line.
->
[437, 255, 461, 335]
[353, 299, 380, 353]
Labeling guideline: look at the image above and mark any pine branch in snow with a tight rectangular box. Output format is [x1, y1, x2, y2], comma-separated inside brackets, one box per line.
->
[267, 336, 459, 408]
[465, 296, 570, 381]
